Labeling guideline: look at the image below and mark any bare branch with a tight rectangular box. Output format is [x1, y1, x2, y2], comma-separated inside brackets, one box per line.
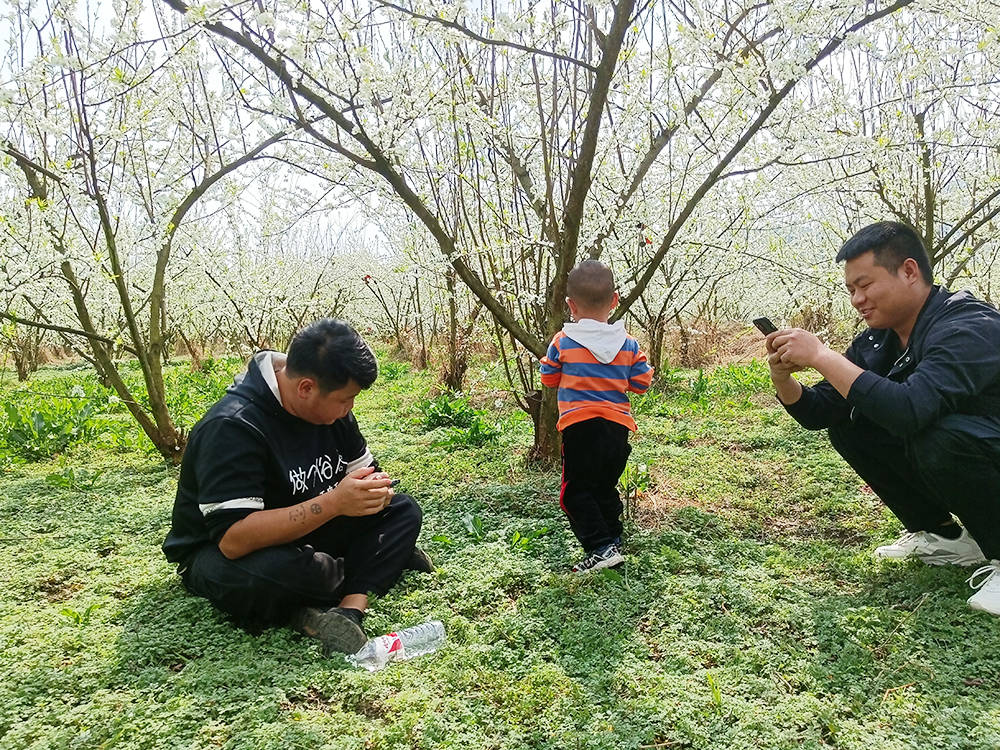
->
[374, 0, 599, 73]
[0, 310, 138, 355]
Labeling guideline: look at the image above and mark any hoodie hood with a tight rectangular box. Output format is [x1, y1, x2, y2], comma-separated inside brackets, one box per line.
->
[562, 319, 628, 364]
[229, 350, 286, 415]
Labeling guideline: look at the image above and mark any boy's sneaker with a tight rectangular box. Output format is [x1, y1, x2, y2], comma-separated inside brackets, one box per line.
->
[572, 543, 624, 573]
[291, 606, 367, 655]
[967, 561, 1000, 616]
[873, 529, 986, 566]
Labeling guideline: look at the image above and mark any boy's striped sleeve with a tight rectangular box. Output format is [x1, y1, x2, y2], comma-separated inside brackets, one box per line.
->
[539, 336, 563, 388]
[627, 346, 654, 393]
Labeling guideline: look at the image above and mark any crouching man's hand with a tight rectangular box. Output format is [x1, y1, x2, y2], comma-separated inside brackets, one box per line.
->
[764, 329, 808, 404]
[765, 327, 865, 403]
[768, 328, 829, 370]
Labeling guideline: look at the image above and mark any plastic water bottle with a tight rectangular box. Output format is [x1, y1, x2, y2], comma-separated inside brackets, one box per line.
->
[346, 620, 445, 672]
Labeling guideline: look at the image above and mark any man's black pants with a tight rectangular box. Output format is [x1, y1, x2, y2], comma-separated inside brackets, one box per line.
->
[560, 418, 631, 552]
[829, 414, 1000, 559]
[181, 494, 422, 624]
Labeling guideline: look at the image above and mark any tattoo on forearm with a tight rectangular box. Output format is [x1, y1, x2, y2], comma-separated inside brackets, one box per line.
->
[310, 503, 322, 515]
[289, 506, 306, 523]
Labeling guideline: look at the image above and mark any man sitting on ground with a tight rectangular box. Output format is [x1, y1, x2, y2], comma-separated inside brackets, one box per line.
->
[765, 221, 1000, 615]
[163, 318, 431, 653]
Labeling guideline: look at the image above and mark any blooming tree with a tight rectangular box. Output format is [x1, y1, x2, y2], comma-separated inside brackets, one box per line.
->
[161, 0, 921, 459]
[1, 0, 295, 459]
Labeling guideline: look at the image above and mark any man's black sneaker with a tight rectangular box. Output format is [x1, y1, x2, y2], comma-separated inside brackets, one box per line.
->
[571, 543, 625, 573]
[292, 606, 367, 655]
[406, 546, 435, 573]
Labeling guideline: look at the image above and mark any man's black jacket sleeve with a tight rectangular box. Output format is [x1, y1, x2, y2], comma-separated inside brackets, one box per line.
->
[783, 303, 1000, 436]
[846, 316, 1000, 436]
[191, 417, 270, 542]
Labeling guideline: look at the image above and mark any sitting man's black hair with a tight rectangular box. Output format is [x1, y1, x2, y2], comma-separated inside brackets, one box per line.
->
[835, 221, 933, 285]
[286, 319, 378, 392]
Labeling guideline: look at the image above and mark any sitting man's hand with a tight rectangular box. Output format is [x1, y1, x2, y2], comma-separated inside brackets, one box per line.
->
[333, 467, 395, 517]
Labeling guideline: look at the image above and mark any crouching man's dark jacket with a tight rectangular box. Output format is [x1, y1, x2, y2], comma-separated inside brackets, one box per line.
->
[783, 286, 1000, 440]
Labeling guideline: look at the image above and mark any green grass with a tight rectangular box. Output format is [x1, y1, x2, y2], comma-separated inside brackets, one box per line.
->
[2, 357, 1000, 749]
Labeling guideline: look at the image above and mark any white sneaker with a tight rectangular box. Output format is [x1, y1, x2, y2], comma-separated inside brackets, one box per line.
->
[873, 528, 986, 566]
[967, 562, 1000, 615]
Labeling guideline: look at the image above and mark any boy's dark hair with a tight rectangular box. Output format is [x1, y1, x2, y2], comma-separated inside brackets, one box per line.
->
[567, 260, 616, 309]
[835, 221, 933, 285]
[285, 319, 378, 392]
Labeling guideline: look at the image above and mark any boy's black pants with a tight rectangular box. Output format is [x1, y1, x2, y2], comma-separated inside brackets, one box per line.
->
[560, 418, 631, 552]
[180, 494, 422, 625]
[828, 414, 1000, 559]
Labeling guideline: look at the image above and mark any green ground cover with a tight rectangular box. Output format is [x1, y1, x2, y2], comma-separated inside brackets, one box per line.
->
[2, 357, 999, 749]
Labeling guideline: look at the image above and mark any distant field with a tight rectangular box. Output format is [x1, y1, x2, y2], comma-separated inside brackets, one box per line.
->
[1, 357, 998, 749]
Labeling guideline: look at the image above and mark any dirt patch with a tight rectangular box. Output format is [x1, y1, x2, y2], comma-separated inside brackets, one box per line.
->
[36, 572, 83, 602]
[660, 320, 769, 368]
[631, 479, 716, 529]
[761, 514, 833, 543]
[280, 686, 337, 713]
[37, 346, 83, 366]
[759, 502, 871, 546]
[632, 477, 868, 546]
[749, 391, 780, 408]
[282, 686, 388, 720]
[342, 693, 388, 719]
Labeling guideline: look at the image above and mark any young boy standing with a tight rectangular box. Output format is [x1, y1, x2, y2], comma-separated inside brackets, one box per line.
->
[540, 260, 654, 572]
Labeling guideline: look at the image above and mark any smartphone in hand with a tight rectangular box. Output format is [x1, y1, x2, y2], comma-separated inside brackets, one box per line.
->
[389, 478, 401, 487]
[752, 317, 778, 335]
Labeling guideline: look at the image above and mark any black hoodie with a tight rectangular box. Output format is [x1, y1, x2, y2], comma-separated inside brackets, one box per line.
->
[783, 286, 1000, 439]
[162, 352, 374, 566]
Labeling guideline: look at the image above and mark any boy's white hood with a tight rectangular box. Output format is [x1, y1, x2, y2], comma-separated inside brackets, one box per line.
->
[562, 319, 627, 364]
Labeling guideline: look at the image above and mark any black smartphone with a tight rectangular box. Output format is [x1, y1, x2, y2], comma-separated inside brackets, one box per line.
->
[752, 317, 778, 335]
[389, 478, 401, 487]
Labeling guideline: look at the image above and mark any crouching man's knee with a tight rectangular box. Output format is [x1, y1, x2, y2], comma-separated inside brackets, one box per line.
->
[905, 415, 984, 478]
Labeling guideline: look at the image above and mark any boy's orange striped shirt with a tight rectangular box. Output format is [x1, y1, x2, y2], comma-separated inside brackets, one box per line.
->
[539, 331, 653, 431]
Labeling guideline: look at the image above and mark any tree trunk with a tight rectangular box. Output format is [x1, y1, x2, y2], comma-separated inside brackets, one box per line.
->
[441, 270, 468, 391]
[13, 352, 31, 381]
[678, 317, 692, 368]
[413, 279, 429, 370]
[646, 312, 667, 376]
[176, 326, 203, 371]
[527, 387, 561, 465]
